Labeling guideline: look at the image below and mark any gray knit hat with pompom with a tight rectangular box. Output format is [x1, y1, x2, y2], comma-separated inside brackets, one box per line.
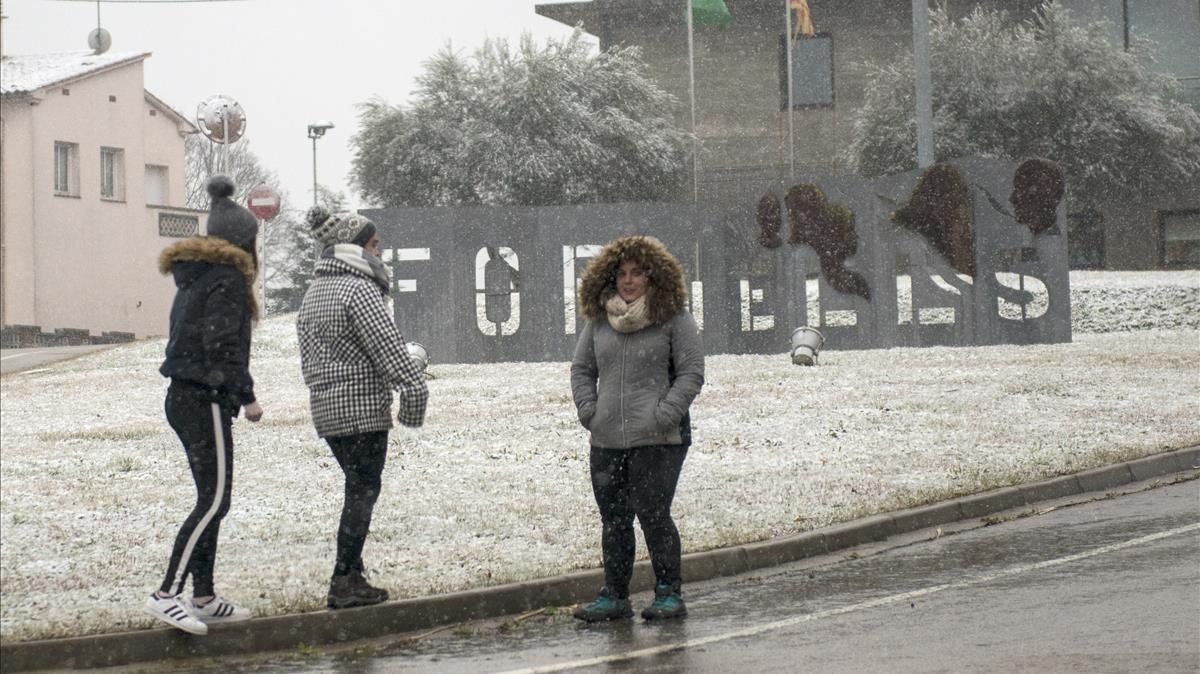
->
[205, 175, 258, 252]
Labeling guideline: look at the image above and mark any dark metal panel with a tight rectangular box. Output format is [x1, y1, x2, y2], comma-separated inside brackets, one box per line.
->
[363, 157, 1071, 364]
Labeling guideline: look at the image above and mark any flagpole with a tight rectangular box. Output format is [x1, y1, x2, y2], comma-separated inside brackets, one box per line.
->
[785, 0, 795, 181]
[687, 0, 698, 202]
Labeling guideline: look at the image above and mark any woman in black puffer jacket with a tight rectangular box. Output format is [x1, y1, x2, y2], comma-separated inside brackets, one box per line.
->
[145, 176, 263, 635]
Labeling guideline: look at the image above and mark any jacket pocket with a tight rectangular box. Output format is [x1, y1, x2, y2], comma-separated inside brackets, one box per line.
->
[578, 401, 597, 430]
[653, 400, 679, 431]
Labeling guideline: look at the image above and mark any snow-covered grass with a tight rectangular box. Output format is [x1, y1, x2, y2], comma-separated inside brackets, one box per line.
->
[1, 271, 1198, 642]
[1069, 271, 1199, 333]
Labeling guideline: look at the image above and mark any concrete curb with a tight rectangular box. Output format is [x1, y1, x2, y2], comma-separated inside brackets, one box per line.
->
[3, 446, 1197, 672]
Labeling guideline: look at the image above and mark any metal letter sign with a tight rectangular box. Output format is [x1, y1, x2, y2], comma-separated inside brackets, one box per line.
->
[363, 157, 1071, 364]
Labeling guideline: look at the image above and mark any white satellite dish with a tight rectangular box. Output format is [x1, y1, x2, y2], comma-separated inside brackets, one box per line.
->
[88, 28, 112, 55]
[196, 95, 247, 144]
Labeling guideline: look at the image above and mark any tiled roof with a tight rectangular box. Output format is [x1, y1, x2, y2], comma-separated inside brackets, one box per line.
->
[0, 51, 149, 96]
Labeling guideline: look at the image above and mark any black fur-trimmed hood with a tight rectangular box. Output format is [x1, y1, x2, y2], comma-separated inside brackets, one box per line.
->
[578, 235, 688, 325]
[159, 236, 258, 320]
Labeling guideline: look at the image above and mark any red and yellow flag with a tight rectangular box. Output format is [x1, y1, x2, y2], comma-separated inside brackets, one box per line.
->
[791, 0, 815, 39]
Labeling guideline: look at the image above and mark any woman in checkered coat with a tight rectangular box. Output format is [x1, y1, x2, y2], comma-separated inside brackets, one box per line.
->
[297, 207, 428, 609]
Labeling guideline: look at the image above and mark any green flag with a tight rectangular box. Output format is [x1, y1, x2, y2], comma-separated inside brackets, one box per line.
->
[690, 0, 731, 27]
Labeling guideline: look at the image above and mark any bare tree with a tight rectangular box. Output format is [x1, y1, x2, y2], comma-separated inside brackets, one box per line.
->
[185, 135, 279, 209]
[186, 134, 321, 316]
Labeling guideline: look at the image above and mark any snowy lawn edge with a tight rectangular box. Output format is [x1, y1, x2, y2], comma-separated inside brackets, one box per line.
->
[1, 274, 1198, 642]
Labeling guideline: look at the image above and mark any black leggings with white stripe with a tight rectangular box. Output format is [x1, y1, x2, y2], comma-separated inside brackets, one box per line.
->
[159, 382, 234, 597]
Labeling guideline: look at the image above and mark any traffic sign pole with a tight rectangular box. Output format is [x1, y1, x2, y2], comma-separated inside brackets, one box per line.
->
[257, 222, 266, 313]
[246, 186, 281, 315]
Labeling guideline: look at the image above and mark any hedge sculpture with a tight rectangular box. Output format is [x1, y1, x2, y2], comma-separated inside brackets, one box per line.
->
[892, 163, 975, 276]
[1010, 158, 1066, 235]
[756, 192, 784, 249]
[784, 184, 871, 300]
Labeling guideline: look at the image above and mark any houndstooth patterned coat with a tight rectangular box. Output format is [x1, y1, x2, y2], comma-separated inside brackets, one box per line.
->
[297, 256, 428, 438]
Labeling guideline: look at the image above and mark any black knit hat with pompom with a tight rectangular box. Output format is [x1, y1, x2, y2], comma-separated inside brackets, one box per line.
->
[205, 175, 258, 252]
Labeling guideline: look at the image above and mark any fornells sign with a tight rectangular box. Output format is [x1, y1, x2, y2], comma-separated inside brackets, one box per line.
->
[364, 157, 1070, 364]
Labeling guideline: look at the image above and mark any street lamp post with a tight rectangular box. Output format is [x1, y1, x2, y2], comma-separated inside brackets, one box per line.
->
[912, 0, 934, 168]
[307, 120, 334, 207]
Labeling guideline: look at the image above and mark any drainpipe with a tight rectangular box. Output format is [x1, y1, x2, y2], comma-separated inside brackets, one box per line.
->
[1, 2, 6, 327]
[29, 95, 39, 328]
[1, 102, 7, 328]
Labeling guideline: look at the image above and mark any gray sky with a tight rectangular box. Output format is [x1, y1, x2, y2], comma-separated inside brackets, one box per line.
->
[1, 0, 585, 209]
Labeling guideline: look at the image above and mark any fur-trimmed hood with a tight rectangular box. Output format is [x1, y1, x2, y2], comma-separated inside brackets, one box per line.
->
[159, 236, 259, 320]
[578, 236, 688, 325]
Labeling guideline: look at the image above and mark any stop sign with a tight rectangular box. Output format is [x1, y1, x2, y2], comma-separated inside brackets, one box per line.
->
[246, 185, 281, 220]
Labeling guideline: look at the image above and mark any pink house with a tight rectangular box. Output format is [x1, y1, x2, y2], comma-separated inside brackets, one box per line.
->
[1, 51, 203, 343]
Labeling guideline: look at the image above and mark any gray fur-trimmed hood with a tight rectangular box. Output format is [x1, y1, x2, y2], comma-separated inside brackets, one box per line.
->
[578, 235, 688, 325]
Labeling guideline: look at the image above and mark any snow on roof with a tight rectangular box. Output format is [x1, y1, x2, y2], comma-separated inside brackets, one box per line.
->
[0, 50, 149, 96]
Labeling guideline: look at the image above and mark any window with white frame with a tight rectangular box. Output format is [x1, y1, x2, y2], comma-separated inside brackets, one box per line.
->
[100, 147, 125, 200]
[54, 141, 79, 196]
[145, 165, 169, 205]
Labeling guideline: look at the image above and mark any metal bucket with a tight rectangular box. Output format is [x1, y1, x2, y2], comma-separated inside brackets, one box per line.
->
[406, 341, 430, 373]
[790, 327, 824, 366]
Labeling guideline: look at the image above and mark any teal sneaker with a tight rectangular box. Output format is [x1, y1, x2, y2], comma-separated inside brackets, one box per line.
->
[641, 584, 687, 621]
[572, 587, 633, 622]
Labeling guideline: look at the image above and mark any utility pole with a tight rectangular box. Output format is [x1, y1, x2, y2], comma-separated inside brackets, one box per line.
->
[686, 0, 699, 202]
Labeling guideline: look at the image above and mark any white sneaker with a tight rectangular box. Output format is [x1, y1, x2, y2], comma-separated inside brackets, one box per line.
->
[187, 595, 251, 623]
[144, 593, 207, 635]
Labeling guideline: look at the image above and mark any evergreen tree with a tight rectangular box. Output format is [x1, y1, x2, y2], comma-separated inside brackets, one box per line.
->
[350, 30, 692, 207]
[844, 4, 1200, 207]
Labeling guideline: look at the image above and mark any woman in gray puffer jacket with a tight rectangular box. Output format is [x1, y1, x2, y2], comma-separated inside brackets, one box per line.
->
[570, 235, 704, 623]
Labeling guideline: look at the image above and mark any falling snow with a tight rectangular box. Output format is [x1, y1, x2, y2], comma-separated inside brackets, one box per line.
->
[0, 271, 1196, 642]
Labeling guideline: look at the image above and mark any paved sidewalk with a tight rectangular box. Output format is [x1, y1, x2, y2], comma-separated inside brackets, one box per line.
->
[2, 446, 1197, 672]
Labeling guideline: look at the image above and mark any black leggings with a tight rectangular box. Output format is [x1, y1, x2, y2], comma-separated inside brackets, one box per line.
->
[589, 444, 688, 598]
[326, 431, 389, 577]
[160, 384, 234, 597]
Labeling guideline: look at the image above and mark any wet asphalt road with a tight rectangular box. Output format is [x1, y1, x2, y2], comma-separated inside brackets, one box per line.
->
[141, 478, 1200, 674]
[0, 345, 116, 375]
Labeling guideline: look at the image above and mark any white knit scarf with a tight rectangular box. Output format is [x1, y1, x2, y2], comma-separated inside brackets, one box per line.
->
[605, 292, 653, 333]
[324, 243, 392, 294]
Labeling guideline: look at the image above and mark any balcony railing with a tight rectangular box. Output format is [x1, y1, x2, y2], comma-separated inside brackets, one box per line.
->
[154, 208, 202, 238]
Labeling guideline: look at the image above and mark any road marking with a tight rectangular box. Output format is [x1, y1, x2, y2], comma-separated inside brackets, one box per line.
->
[0, 351, 49, 361]
[502, 522, 1200, 674]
